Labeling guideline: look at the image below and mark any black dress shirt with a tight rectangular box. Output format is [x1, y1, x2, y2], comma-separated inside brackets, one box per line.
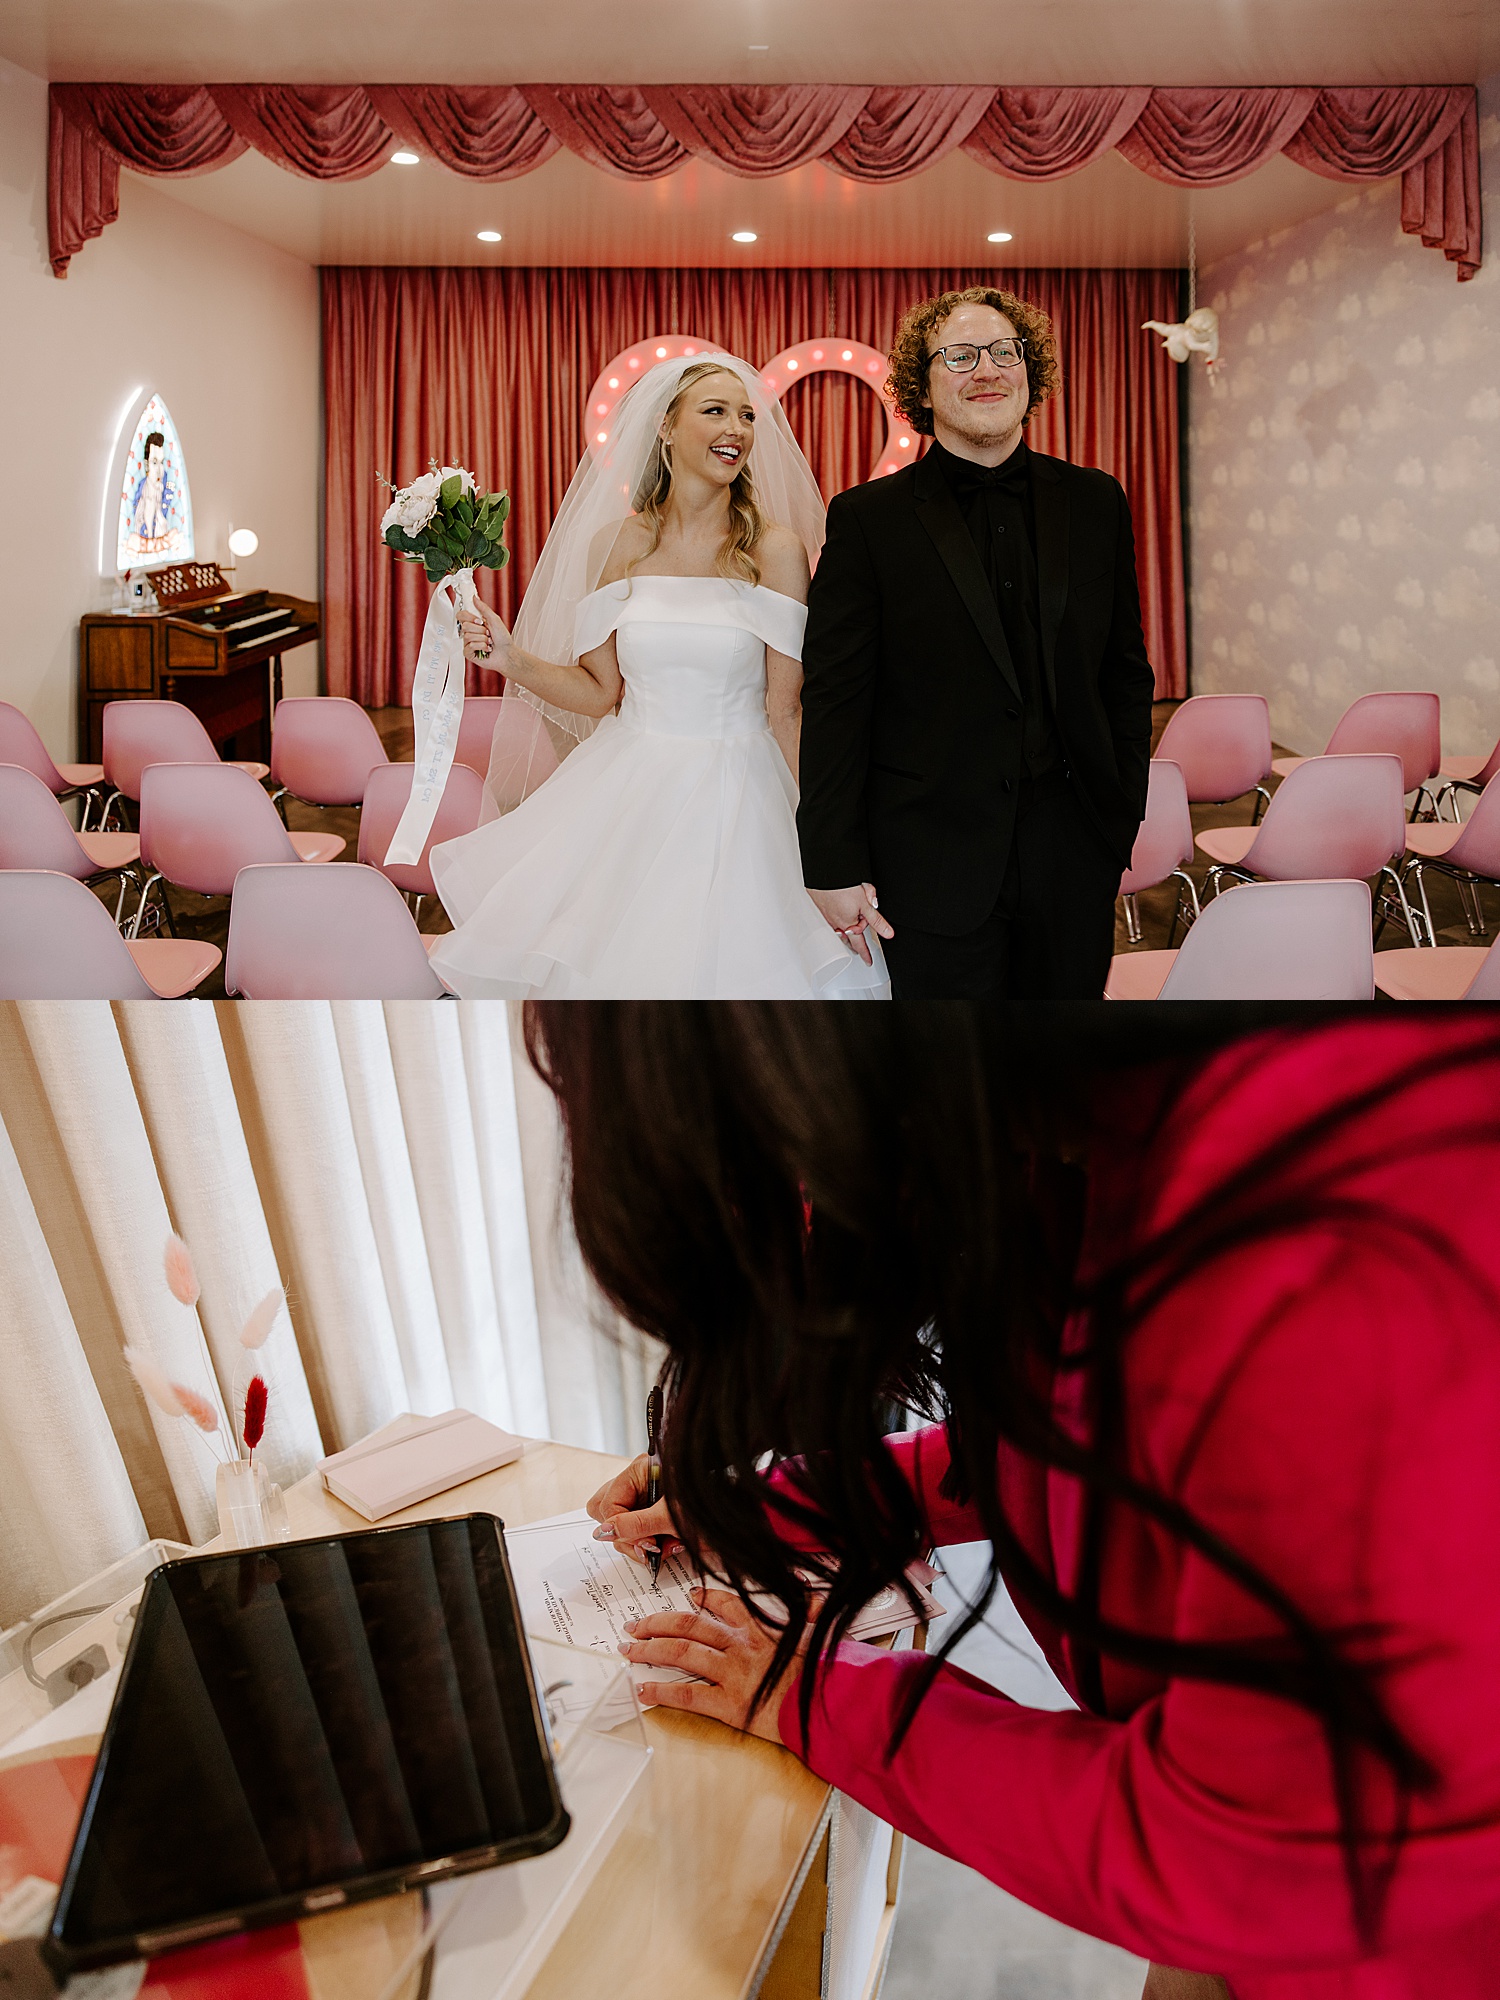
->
[929, 437, 1060, 779]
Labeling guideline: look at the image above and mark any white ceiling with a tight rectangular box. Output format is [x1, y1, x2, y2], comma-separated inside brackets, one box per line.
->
[4, 0, 1496, 85]
[127, 144, 1369, 270]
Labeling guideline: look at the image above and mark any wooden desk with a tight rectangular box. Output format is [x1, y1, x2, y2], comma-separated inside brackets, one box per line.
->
[283, 1439, 904, 2000]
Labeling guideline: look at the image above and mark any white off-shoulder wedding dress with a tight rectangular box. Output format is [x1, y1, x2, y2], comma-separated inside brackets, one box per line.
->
[428, 575, 889, 999]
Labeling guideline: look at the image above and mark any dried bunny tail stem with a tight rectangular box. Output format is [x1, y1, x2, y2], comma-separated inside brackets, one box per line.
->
[174, 1384, 221, 1434]
[242, 1375, 268, 1456]
[124, 1345, 185, 1419]
[239, 1287, 283, 1350]
[163, 1234, 200, 1307]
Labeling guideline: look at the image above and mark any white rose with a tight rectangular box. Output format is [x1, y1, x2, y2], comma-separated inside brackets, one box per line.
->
[439, 465, 477, 495]
[381, 478, 439, 537]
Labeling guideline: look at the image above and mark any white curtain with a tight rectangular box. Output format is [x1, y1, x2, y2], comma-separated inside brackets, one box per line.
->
[0, 999, 655, 1632]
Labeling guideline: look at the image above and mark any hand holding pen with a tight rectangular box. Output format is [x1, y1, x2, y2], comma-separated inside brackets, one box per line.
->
[583, 1383, 679, 1569]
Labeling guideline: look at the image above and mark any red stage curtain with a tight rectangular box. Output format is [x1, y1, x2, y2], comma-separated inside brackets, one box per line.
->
[322, 265, 1186, 709]
[366, 87, 560, 179]
[51, 85, 1481, 279]
[963, 88, 1152, 178]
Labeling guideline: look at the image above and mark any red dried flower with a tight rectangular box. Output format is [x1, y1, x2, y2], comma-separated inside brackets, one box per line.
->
[242, 1375, 268, 1455]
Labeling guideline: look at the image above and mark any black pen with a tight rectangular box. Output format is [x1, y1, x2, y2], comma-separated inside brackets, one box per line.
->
[644, 1385, 663, 1584]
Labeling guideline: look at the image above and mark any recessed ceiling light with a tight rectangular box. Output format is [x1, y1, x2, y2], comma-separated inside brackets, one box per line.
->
[987, 231, 1013, 244]
[476, 230, 502, 243]
[731, 230, 758, 244]
[390, 150, 420, 166]
[749, 44, 769, 50]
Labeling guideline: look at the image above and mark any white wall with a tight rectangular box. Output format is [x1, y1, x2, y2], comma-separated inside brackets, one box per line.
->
[0, 58, 322, 764]
[1188, 77, 1499, 759]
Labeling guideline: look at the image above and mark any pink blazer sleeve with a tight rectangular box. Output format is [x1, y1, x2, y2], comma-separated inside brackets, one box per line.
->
[766, 1423, 987, 1553]
[779, 1041, 1500, 1985]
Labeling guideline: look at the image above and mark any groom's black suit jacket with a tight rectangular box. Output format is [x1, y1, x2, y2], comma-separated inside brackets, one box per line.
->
[798, 444, 1156, 936]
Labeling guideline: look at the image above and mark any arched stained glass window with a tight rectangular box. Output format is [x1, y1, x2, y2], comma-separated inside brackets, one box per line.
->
[115, 394, 194, 571]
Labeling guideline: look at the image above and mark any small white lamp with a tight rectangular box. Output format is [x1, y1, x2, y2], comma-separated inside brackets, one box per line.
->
[224, 524, 258, 592]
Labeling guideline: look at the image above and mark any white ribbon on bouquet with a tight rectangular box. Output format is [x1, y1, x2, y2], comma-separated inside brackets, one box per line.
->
[383, 565, 475, 867]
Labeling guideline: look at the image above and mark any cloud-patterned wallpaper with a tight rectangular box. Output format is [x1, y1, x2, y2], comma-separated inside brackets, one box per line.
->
[1189, 76, 1499, 760]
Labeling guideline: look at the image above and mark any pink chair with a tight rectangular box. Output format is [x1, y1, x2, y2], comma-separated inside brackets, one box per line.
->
[0, 871, 220, 998]
[269, 697, 389, 815]
[1194, 753, 1425, 945]
[1436, 732, 1500, 818]
[0, 763, 144, 927]
[0, 703, 107, 829]
[1118, 759, 1200, 945]
[1271, 691, 1441, 811]
[1373, 930, 1500, 1001]
[1400, 772, 1500, 941]
[1153, 695, 1274, 821]
[357, 761, 488, 918]
[134, 763, 344, 938]
[102, 700, 270, 825]
[454, 696, 559, 805]
[226, 863, 450, 998]
[1105, 879, 1375, 1001]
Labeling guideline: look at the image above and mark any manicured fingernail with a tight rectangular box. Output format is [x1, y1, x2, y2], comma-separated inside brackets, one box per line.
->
[623, 1618, 639, 1632]
[592, 1524, 617, 1540]
[640, 1540, 659, 1557]
[617, 1639, 634, 1654]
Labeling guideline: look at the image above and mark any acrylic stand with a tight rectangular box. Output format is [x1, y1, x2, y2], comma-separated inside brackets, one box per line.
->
[375, 1636, 653, 2000]
[0, 1538, 192, 1747]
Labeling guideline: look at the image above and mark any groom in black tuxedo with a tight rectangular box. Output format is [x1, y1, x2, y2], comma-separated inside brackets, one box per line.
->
[798, 287, 1155, 999]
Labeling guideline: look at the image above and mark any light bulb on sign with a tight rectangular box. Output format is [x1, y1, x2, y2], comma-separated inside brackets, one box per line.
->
[228, 528, 258, 558]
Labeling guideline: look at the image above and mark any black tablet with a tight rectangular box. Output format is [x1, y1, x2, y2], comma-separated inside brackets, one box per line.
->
[44, 1515, 568, 1977]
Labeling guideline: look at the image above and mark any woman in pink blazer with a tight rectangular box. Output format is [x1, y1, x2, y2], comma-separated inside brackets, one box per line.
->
[532, 1009, 1500, 2000]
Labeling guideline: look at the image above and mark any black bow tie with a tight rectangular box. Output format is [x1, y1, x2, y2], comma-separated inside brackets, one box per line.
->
[941, 444, 1029, 498]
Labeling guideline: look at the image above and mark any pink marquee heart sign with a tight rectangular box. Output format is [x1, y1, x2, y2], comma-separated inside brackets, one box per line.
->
[584, 335, 919, 481]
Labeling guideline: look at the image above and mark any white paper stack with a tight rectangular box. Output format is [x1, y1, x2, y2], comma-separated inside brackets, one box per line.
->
[317, 1410, 524, 1522]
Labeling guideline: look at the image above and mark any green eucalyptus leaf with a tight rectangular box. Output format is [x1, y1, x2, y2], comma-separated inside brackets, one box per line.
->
[440, 473, 462, 510]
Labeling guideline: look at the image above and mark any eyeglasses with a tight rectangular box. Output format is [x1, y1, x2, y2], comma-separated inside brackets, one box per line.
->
[928, 339, 1027, 373]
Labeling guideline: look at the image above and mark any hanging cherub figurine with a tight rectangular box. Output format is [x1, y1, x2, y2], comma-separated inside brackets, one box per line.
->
[1141, 305, 1222, 375]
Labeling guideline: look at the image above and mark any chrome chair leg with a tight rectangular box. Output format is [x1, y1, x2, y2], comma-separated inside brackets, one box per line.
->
[129, 872, 162, 941]
[1382, 864, 1430, 948]
[1203, 864, 1250, 902]
[1252, 785, 1271, 825]
[1123, 891, 1141, 945]
[1165, 869, 1200, 949]
[269, 785, 290, 827]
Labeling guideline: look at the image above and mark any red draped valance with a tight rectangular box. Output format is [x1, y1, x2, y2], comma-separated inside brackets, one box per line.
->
[50, 83, 1479, 280]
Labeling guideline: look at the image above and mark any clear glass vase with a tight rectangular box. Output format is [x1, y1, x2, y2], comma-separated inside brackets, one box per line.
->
[215, 1458, 290, 1548]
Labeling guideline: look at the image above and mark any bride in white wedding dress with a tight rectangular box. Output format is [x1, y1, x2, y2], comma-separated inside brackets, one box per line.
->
[427, 353, 888, 1000]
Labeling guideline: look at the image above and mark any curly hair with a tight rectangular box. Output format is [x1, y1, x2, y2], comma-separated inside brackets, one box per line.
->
[886, 287, 1061, 436]
[629, 362, 769, 585]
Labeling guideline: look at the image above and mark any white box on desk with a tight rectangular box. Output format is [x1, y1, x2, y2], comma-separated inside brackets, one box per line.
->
[317, 1411, 524, 1522]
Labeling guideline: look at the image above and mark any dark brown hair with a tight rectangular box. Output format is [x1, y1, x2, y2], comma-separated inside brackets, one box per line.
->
[885, 286, 1060, 435]
[526, 1006, 1500, 1943]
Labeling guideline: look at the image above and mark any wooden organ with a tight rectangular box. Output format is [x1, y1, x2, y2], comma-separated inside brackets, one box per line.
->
[79, 560, 319, 765]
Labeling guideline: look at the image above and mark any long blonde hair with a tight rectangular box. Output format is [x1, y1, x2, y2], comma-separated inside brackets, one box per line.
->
[629, 362, 769, 585]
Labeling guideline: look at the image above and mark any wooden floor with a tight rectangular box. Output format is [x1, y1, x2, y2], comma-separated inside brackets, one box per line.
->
[102, 701, 1492, 1001]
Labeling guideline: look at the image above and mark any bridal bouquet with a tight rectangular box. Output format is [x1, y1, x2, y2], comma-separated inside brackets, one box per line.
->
[378, 462, 510, 864]
[380, 463, 511, 584]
